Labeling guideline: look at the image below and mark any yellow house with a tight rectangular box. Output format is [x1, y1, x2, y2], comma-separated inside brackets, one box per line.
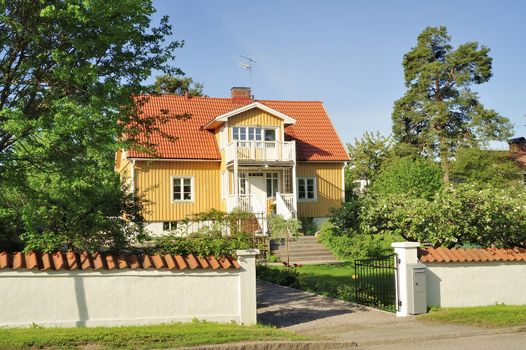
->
[116, 87, 350, 235]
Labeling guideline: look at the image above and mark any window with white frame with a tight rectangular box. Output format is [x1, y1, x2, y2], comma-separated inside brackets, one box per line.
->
[239, 172, 248, 194]
[172, 177, 193, 201]
[298, 177, 316, 201]
[266, 173, 279, 198]
[233, 126, 276, 142]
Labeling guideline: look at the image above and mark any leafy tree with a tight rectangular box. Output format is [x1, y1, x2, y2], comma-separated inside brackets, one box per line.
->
[268, 214, 300, 265]
[0, 0, 182, 252]
[392, 26, 513, 183]
[346, 132, 392, 183]
[450, 147, 522, 188]
[345, 132, 392, 198]
[154, 75, 205, 96]
[369, 156, 443, 200]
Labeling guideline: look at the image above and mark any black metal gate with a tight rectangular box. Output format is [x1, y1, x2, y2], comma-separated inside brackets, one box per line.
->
[354, 253, 398, 312]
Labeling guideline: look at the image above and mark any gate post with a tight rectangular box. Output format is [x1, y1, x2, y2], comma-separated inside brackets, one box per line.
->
[391, 242, 420, 317]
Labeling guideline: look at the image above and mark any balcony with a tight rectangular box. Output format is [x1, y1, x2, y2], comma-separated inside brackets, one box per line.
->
[226, 141, 296, 164]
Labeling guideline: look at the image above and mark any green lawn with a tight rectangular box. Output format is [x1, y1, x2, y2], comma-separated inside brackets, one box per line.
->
[419, 305, 526, 327]
[0, 321, 304, 350]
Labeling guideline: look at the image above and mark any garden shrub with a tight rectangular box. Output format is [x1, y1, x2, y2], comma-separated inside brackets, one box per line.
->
[299, 217, 318, 235]
[328, 196, 361, 234]
[369, 156, 443, 200]
[361, 184, 526, 248]
[152, 231, 253, 257]
[318, 222, 402, 261]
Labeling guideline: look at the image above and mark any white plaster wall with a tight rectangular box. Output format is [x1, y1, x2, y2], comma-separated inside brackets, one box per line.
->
[0, 250, 258, 328]
[145, 221, 164, 236]
[426, 262, 526, 307]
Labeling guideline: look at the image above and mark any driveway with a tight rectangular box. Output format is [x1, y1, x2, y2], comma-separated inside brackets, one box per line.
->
[257, 280, 526, 349]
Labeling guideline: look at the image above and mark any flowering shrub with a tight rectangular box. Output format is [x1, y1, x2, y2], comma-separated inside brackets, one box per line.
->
[361, 184, 526, 248]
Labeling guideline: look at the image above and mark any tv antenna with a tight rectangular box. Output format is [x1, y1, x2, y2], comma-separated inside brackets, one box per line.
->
[239, 55, 257, 90]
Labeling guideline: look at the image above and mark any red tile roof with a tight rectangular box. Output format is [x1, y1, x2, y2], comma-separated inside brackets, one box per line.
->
[510, 152, 526, 168]
[419, 247, 526, 263]
[0, 251, 240, 271]
[128, 95, 350, 162]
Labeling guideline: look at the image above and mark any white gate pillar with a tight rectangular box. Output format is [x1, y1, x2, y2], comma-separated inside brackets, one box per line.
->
[392, 242, 420, 317]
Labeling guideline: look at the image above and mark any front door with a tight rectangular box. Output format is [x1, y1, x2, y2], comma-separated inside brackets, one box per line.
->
[248, 173, 266, 213]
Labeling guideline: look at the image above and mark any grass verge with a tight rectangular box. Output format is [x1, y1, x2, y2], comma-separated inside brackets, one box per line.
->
[419, 305, 526, 327]
[0, 320, 305, 350]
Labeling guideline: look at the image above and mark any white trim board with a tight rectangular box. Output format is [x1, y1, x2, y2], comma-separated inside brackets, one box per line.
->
[203, 102, 296, 129]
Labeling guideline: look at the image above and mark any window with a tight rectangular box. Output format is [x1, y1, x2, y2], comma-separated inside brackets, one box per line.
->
[172, 177, 193, 201]
[239, 173, 247, 194]
[264, 129, 276, 141]
[163, 221, 178, 231]
[298, 177, 316, 201]
[248, 127, 262, 141]
[233, 127, 277, 142]
[266, 173, 279, 198]
[233, 127, 247, 141]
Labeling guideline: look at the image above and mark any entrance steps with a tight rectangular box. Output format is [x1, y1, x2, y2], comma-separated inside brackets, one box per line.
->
[270, 236, 340, 265]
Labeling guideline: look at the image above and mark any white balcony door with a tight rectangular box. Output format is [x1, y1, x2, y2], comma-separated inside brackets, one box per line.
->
[264, 129, 277, 160]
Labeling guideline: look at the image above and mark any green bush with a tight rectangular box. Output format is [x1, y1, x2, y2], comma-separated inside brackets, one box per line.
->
[361, 184, 526, 248]
[151, 231, 253, 257]
[450, 147, 522, 188]
[299, 217, 318, 235]
[369, 156, 443, 200]
[318, 222, 401, 261]
[256, 265, 298, 286]
[329, 197, 361, 234]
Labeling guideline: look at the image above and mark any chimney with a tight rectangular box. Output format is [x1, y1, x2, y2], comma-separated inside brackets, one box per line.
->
[509, 137, 526, 153]
[231, 87, 252, 100]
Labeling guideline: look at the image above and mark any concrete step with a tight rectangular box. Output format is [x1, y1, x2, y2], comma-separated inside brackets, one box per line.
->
[270, 235, 339, 264]
[272, 246, 333, 253]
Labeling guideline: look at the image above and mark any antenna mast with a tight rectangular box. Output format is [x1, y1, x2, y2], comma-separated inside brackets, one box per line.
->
[239, 55, 257, 90]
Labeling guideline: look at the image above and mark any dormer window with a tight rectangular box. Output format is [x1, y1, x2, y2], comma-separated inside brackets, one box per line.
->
[233, 127, 277, 142]
[264, 129, 276, 141]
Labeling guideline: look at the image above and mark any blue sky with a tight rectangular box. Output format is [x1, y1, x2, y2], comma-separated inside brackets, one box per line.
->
[151, 0, 526, 148]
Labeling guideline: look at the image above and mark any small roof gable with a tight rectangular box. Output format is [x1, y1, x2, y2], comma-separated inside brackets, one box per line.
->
[203, 102, 296, 130]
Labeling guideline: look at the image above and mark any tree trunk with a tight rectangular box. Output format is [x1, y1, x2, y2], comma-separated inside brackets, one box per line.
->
[439, 137, 450, 183]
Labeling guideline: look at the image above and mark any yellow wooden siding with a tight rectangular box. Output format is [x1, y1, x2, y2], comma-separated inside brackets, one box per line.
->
[135, 160, 222, 221]
[228, 109, 283, 142]
[296, 162, 344, 218]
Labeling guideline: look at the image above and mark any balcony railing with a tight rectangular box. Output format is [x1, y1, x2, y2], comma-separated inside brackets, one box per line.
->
[226, 141, 296, 163]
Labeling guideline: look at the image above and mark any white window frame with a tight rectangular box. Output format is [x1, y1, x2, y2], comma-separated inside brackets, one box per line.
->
[297, 176, 317, 202]
[266, 172, 280, 198]
[171, 176, 194, 202]
[232, 126, 279, 142]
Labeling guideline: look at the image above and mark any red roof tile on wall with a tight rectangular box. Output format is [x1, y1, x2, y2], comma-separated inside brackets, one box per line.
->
[419, 247, 526, 263]
[127, 95, 350, 162]
[0, 252, 240, 271]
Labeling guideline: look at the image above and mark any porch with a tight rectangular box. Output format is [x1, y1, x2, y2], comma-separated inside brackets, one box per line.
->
[224, 167, 297, 233]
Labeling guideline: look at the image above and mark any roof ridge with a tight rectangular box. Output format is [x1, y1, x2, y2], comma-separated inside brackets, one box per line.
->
[257, 99, 324, 103]
[136, 94, 324, 103]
